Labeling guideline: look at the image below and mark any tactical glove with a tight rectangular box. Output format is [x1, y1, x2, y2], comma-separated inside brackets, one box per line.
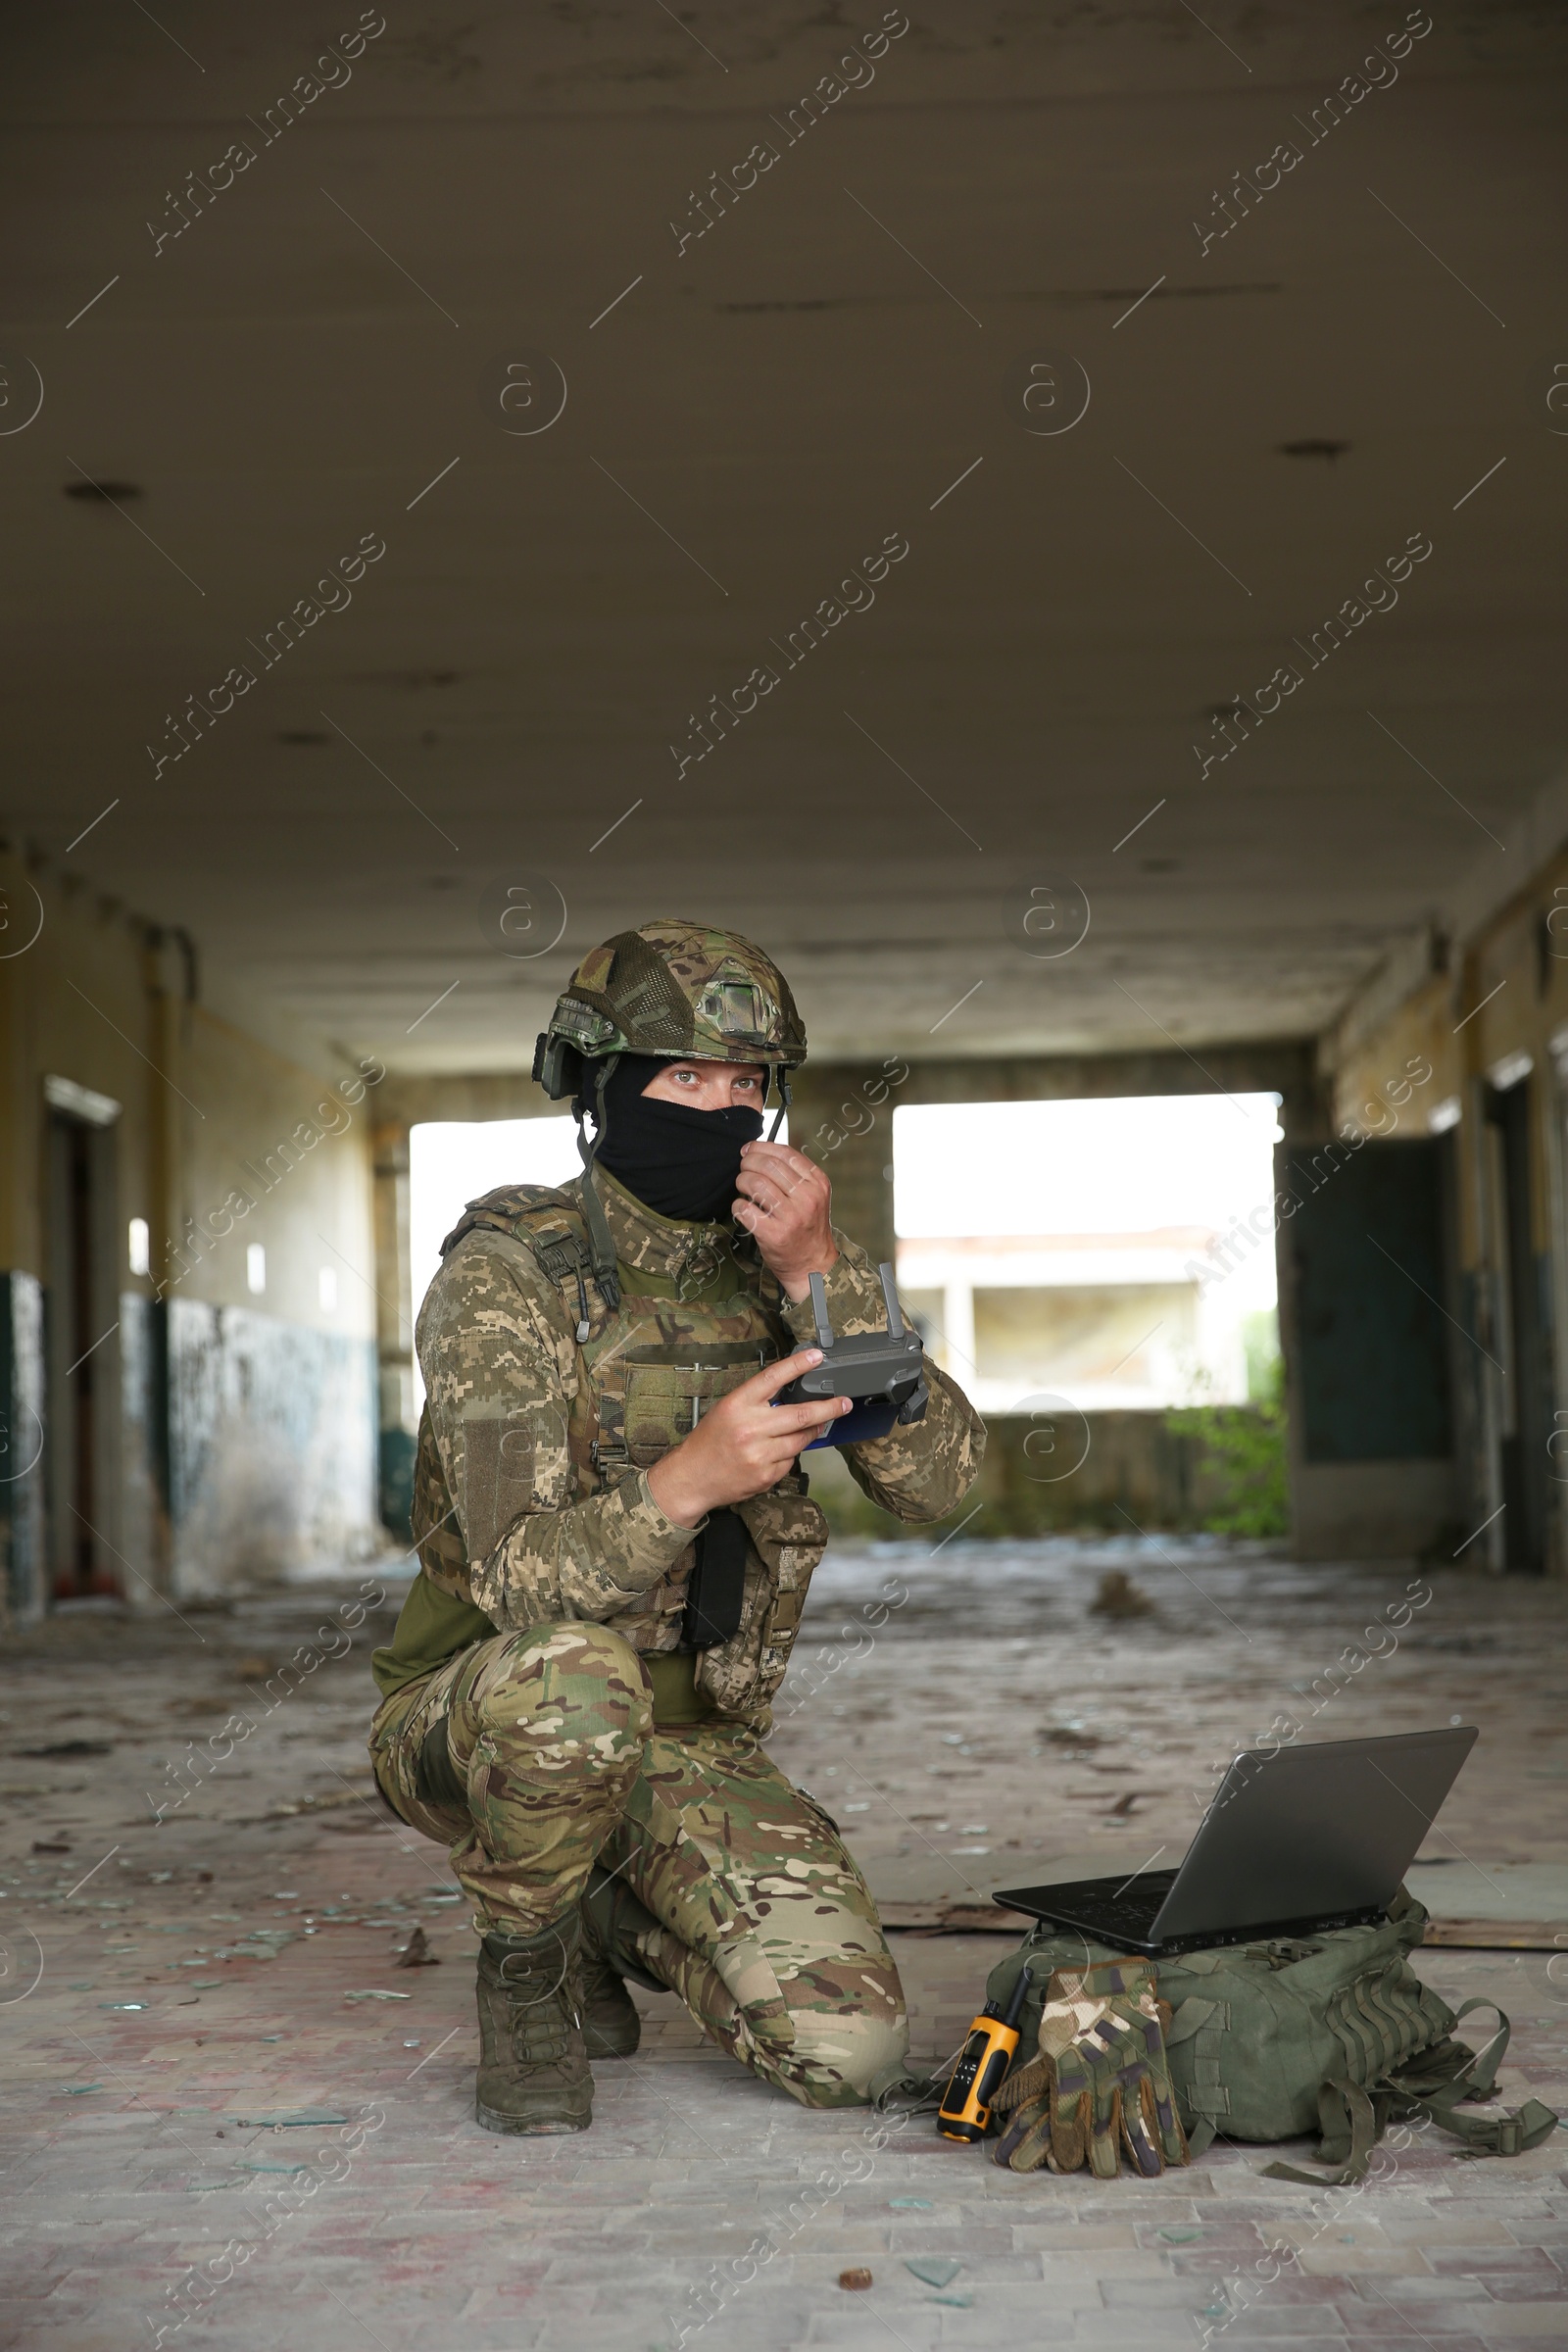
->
[991, 1957, 1189, 2179]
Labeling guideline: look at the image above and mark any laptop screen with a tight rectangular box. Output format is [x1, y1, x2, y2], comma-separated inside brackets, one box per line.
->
[1151, 1726, 1478, 1941]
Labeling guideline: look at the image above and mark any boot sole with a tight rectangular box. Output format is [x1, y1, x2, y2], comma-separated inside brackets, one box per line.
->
[475, 2100, 592, 2135]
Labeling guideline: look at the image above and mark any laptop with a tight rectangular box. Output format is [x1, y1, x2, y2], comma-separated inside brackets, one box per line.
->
[993, 1727, 1478, 1958]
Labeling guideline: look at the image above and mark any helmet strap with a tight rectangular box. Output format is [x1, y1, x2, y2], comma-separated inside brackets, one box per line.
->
[574, 1054, 622, 1313]
[767, 1068, 792, 1144]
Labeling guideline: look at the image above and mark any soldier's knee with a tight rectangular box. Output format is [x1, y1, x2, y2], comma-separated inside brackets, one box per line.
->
[764, 1975, 909, 2109]
[790, 2010, 908, 2107]
[497, 1618, 645, 1688]
[476, 1621, 652, 1778]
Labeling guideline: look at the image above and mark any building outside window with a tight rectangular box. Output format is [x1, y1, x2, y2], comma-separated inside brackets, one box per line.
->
[893, 1095, 1282, 1417]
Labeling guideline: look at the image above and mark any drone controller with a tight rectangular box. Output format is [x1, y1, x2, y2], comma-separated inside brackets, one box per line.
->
[776, 1262, 929, 1448]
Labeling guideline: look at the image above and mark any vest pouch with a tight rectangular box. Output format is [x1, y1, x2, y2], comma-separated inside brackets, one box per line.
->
[693, 1486, 832, 1719]
[597, 1342, 772, 1470]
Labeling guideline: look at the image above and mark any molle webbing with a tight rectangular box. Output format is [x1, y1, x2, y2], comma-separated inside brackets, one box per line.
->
[1167, 1994, 1231, 2122]
[439, 1185, 612, 1328]
[439, 1183, 581, 1261]
[534, 1231, 589, 1284]
[1324, 1959, 1449, 2086]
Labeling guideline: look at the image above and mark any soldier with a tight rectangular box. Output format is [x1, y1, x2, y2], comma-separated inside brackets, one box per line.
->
[368, 918, 984, 2133]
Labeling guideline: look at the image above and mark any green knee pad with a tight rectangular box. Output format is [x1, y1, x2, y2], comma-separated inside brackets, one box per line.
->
[581, 1864, 666, 1994]
[416, 1713, 467, 1812]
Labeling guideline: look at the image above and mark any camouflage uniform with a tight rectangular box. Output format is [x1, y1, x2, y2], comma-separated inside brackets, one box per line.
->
[368, 917, 985, 2109]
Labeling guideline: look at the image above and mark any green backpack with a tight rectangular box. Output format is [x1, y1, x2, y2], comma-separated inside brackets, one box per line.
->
[981, 1889, 1557, 2182]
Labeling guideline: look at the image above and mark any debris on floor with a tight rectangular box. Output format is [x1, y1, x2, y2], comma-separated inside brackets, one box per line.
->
[906, 2257, 963, 2286]
[1, 1544, 1563, 2351]
[225, 2109, 350, 2128]
[1090, 1568, 1153, 1618]
[16, 1739, 113, 1757]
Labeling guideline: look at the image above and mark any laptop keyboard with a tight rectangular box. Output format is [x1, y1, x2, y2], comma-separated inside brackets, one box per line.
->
[1007, 1870, 1180, 1937]
[1070, 1873, 1178, 1930]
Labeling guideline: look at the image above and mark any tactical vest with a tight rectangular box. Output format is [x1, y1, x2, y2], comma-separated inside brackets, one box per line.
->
[410, 1181, 831, 1721]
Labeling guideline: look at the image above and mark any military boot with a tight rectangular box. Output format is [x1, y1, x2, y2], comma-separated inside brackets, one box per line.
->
[474, 1916, 592, 2135]
[578, 1864, 665, 2061]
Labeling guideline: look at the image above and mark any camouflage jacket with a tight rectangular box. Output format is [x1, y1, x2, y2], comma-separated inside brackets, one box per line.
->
[411, 1166, 984, 1725]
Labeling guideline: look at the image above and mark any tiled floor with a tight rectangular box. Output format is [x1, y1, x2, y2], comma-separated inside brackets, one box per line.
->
[2, 1538, 1565, 2350]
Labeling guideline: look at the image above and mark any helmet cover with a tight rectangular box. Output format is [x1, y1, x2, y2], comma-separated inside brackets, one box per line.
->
[543, 917, 806, 1070]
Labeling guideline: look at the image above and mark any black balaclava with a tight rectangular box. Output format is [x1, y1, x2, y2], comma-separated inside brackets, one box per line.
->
[592, 1053, 763, 1223]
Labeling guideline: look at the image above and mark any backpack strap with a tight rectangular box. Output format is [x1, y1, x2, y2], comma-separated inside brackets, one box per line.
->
[1261, 2076, 1396, 2186]
[1403, 2084, 1559, 2159]
[1447, 1996, 1509, 2096]
[1262, 2002, 1558, 2184]
[1384, 2000, 1555, 2159]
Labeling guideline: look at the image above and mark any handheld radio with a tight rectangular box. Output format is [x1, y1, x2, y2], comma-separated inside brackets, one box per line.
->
[938, 1966, 1034, 2143]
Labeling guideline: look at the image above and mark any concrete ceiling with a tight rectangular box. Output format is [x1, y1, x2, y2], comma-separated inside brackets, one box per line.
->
[3, 1, 1565, 1071]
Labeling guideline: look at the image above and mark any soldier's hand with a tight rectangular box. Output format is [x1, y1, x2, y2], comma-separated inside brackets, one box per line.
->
[733, 1140, 838, 1301]
[647, 1348, 850, 1525]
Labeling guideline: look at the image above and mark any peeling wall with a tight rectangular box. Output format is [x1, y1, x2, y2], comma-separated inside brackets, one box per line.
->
[0, 848, 385, 1613]
[0, 1272, 46, 1620]
[168, 1302, 377, 1591]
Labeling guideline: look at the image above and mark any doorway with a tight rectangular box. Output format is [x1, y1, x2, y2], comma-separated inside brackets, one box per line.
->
[45, 1103, 120, 1600]
[1484, 1075, 1550, 1572]
[1281, 1136, 1456, 1557]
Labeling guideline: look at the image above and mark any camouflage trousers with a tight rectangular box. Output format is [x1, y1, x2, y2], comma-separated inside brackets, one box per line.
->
[368, 1622, 907, 2109]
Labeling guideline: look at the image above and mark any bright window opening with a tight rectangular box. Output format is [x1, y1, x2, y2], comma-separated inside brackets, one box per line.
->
[318, 1267, 339, 1313]
[410, 1118, 580, 1399]
[893, 1094, 1282, 1414]
[246, 1243, 267, 1296]
[127, 1216, 150, 1277]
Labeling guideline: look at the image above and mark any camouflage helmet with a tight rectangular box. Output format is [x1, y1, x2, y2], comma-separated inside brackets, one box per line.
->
[533, 917, 806, 1102]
